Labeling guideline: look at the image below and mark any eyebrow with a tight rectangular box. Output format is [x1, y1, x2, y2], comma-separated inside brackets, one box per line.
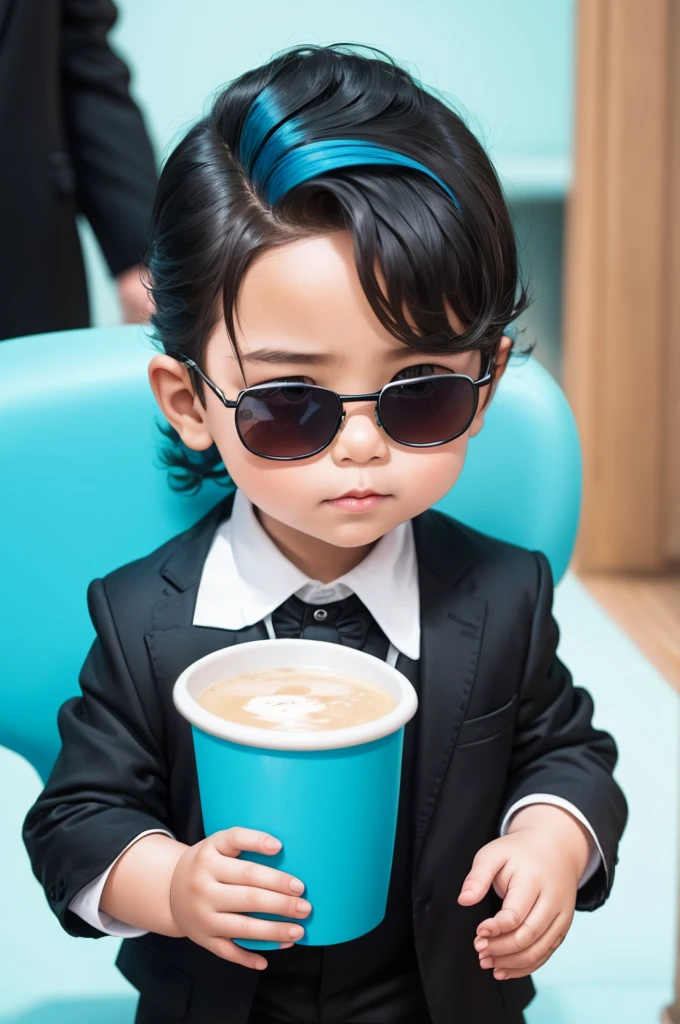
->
[240, 345, 467, 365]
[241, 348, 336, 365]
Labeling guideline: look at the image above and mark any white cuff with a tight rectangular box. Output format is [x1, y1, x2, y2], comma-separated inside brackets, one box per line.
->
[500, 794, 605, 889]
[68, 829, 175, 937]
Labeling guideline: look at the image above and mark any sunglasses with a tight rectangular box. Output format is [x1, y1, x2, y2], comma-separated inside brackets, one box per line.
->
[173, 352, 494, 461]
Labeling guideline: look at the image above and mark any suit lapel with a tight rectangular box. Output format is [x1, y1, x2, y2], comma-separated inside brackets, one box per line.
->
[412, 511, 487, 870]
[157, 490, 236, 599]
[145, 623, 268, 705]
[147, 488, 249, 682]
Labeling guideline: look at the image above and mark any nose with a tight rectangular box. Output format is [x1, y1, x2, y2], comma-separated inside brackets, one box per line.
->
[331, 401, 389, 464]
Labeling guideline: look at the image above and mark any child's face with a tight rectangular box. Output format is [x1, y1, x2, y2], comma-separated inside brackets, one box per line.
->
[150, 231, 511, 551]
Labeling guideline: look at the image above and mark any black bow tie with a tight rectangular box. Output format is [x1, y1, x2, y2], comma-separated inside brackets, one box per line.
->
[270, 593, 373, 648]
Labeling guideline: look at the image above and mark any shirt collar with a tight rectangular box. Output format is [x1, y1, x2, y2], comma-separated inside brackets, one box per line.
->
[192, 488, 420, 659]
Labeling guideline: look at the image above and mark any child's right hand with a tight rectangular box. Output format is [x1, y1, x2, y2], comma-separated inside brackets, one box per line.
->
[169, 827, 311, 970]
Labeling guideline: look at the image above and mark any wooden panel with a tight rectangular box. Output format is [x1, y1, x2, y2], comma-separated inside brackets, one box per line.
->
[563, 0, 605, 564]
[664, 0, 680, 562]
[564, 0, 671, 571]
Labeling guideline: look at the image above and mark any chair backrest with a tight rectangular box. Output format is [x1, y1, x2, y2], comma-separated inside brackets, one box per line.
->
[0, 325, 581, 781]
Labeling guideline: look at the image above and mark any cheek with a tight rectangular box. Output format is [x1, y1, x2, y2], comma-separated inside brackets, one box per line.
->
[219, 433, 321, 525]
[230, 461, 313, 514]
[391, 437, 469, 513]
[205, 404, 326, 521]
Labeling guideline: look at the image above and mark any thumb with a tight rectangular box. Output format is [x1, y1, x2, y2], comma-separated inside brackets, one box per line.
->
[458, 839, 508, 906]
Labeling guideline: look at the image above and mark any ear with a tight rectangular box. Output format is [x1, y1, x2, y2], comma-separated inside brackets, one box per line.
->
[467, 335, 513, 439]
[148, 354, 215, 451]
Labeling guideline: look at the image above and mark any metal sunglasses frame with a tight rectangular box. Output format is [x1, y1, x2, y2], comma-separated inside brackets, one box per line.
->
[172, 351, 495, 461]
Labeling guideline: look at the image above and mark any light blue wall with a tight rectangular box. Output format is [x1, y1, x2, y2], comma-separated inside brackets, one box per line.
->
[81, 0, 574, 377]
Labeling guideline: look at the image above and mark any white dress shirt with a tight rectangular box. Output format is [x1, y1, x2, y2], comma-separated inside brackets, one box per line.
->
[69, 488, 603, 936]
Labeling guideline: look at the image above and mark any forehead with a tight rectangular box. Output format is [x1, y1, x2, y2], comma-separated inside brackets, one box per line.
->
[233, 231, 465, 359]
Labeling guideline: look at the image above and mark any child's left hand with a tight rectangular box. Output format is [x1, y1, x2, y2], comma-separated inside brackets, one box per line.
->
[457, 803, 593, 981]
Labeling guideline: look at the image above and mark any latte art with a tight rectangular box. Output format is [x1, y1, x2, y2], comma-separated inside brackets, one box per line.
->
[243, 693, 328, 724]
[196, 667, 396, 732]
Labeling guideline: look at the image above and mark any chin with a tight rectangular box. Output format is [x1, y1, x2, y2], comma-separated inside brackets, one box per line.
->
[317, 518, 396, 548]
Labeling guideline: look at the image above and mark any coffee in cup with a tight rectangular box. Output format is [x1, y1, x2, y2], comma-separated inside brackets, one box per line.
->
[196, 667, 396, 732]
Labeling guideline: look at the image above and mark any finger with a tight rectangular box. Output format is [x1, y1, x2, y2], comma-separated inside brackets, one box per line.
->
[208, 936, 294, 967]
[213, 884, 312, 921]
[475, 896, 554, 957]
[214, 913, 306, 945]
[214, 851, 306, 897]
[483, 874, 541, 938]
[458, 842, 508, 906]
[491, 940, 560, 981]
[476, 916, 503, 939]
[208, 936, 270, 971]
[210, 827, 284, 860]
[489, 927, 566, 973]
[479, 922, 565, 974]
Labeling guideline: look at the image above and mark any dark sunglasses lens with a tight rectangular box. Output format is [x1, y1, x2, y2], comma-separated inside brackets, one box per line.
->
[236, 385, 341, 458]
[379, 375, 476, 445]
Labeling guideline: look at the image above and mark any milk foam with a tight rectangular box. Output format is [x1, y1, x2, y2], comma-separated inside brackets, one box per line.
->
[196, 666, 396, 732]
[243, 694, 328, 726]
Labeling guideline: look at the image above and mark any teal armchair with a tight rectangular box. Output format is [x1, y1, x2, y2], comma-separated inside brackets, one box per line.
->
[0, 324, 581, 1021]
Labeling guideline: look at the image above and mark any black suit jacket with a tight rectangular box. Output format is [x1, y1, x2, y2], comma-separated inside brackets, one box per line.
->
[0, 0, 157, 340]
[22, 495, 628, 1024]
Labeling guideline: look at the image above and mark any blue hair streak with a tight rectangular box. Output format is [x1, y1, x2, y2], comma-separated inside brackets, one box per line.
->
[239, 87, 461, 212]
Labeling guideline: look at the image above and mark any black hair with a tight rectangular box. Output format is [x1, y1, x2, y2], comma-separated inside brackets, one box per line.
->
[144, 43, 531, 493]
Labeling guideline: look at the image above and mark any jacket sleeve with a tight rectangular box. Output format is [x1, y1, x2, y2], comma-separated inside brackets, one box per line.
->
[500, 551, 628, 911]
[60, 0, 158, 277]
[22, 578, 171, 938]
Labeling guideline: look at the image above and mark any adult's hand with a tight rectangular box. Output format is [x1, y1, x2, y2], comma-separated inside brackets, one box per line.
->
[116, 264, 154, 323]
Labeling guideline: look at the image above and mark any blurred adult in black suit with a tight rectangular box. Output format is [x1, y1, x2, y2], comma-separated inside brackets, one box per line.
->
[0, 0, 157, 341]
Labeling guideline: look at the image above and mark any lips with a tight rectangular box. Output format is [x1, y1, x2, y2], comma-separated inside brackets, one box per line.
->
[332, 490, 387, 500]
[323, 491, 390, 513]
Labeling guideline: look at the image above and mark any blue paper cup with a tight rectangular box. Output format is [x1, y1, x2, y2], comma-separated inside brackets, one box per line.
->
[173, 638, 418, 949]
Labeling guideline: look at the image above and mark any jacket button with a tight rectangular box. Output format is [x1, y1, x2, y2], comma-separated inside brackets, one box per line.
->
[57, 879, 66, 899]
[47, 885, 56, 901]
[414, 896, 431, 914]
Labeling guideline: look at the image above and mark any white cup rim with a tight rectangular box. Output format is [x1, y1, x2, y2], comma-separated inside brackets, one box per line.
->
[173, 638, 418, 751]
